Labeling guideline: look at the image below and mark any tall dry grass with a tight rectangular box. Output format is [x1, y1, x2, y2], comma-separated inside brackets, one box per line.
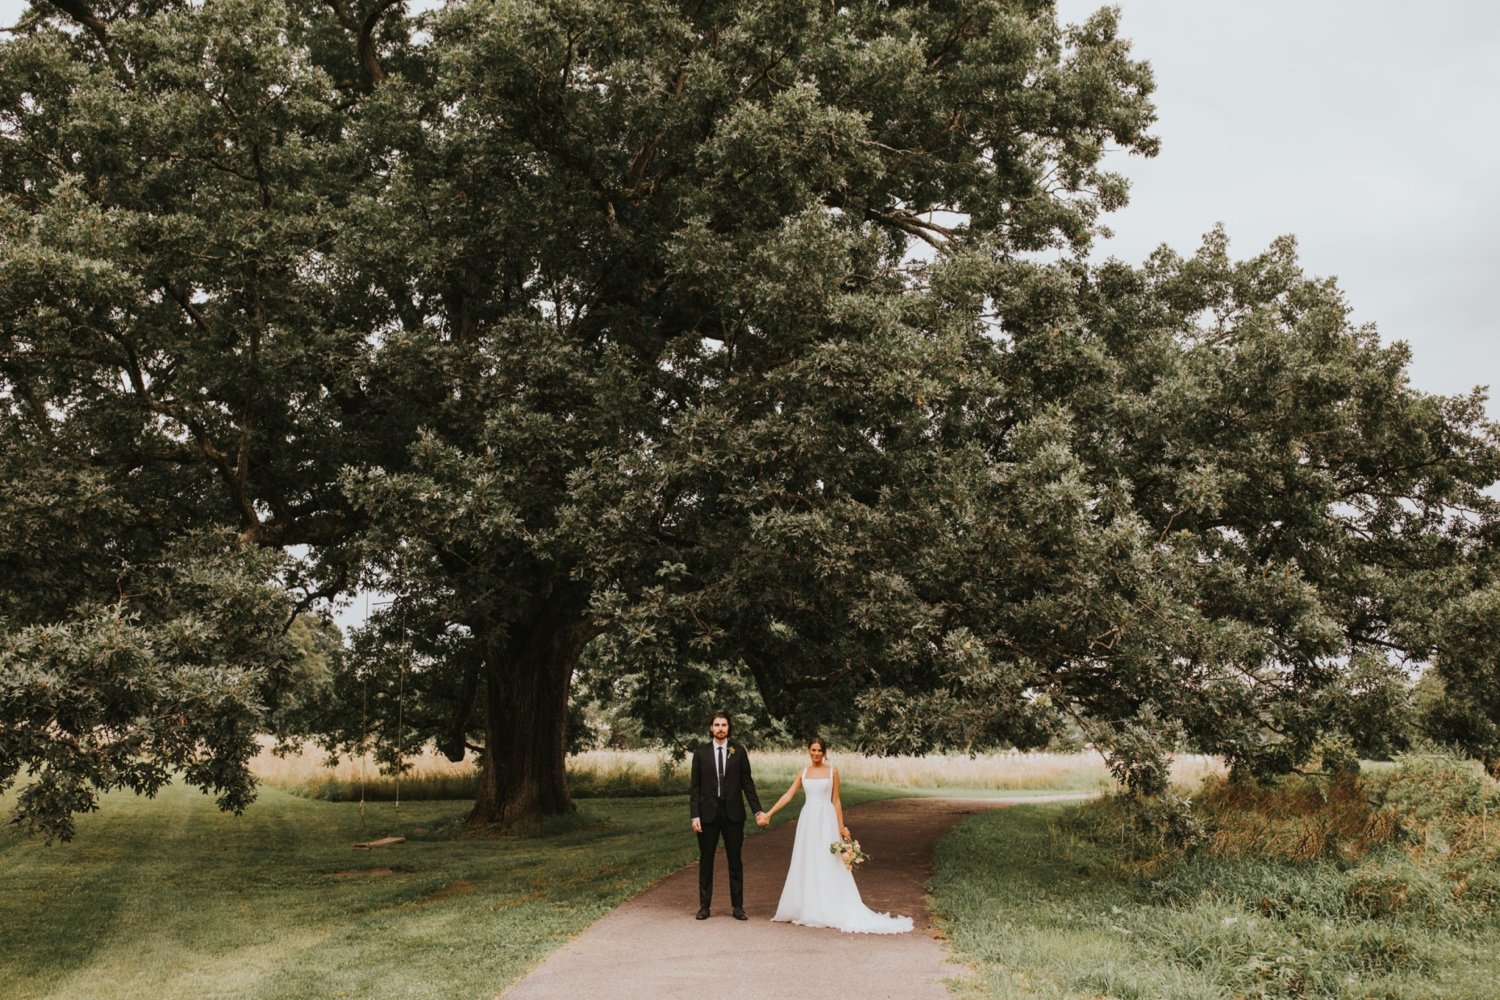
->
[254, 738, 1223, 801]
[556, 748, 1222, 797]
[764, 748, 1220, 792]
[1189, 752, 1500, 865]
[1193, 771, 1399, 862]
[249, 738, 479, 801]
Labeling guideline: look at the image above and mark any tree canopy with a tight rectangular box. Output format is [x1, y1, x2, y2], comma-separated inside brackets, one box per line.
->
[2, 0, 1495, 839]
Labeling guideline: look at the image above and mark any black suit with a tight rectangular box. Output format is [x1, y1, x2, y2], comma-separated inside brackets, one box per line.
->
[690, 740, 763, 911]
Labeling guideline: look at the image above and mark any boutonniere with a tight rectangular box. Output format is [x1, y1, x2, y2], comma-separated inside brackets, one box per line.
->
[727, 746, 737, 757]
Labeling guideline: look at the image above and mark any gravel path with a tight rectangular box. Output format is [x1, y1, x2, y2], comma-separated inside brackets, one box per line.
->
[498, 794, 1088, 1000]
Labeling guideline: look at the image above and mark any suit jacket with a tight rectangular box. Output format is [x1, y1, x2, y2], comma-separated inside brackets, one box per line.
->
[690, 740, 763, 824]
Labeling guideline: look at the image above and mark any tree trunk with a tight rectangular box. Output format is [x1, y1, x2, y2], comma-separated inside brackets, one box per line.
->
[467, 609, 591, 829]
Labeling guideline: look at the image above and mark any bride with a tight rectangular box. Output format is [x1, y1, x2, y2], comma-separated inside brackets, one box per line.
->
[761, 736, 913, 934]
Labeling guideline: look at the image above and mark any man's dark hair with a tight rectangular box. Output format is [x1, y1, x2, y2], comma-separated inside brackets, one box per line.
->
[710, 711, 733, 737]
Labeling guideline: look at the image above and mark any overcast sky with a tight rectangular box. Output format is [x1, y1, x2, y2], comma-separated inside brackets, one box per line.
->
[4, 0, 1496, 418]
[1053, 0, 1500, 418]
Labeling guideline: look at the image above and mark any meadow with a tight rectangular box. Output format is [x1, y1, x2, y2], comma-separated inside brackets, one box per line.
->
[9, 747, 1494, 1000]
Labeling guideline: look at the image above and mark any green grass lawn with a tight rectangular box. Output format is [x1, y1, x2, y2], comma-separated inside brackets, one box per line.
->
[29, 766, 1495, 1000]
[0, 776, 899, 1000]
[930, 802, 1500, 1000]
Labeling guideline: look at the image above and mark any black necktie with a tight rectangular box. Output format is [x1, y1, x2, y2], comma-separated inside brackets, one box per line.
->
[717, 745, 725, 797]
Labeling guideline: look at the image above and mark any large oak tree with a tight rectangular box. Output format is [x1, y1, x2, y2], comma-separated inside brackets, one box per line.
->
[3, 0, 1495, 838]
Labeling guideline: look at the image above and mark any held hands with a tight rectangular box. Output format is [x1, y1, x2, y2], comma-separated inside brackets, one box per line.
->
[695, 815, 769, 830]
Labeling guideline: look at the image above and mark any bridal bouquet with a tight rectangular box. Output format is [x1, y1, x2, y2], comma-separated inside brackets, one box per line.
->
[829, 836, 868, 871]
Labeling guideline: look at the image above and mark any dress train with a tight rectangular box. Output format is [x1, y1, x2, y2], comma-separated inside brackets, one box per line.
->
[770, 770, 912, 934]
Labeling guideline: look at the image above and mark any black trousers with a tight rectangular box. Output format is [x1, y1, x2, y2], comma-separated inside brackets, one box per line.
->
[697, 803, 745, 910]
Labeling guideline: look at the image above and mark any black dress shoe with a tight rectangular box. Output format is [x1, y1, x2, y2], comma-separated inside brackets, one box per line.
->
[696, 908, 710, 919]
[732, 908, 748, 921]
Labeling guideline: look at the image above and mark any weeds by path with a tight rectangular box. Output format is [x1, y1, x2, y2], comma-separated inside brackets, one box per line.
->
[931, 758, 1500, 1000]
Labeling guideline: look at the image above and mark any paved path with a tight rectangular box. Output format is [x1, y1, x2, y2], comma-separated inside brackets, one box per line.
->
[499, 794, 1087, 1000]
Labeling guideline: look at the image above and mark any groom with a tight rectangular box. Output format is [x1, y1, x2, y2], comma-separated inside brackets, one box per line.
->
[690, 711, 766, 920]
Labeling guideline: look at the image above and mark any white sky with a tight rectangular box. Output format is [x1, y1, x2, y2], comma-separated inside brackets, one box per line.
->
[1054, 0, 1500, 419]
[4, 0, 1495, 418]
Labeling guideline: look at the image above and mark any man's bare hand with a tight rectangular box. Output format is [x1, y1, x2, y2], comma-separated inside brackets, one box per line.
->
[692, 817, 702, 833]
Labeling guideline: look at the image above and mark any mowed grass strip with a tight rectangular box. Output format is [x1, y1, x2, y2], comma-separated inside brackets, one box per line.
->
[931, 800, 1500, 1000]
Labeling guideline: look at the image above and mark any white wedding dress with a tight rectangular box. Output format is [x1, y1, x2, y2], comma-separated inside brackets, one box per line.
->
[771, 769, 913, 934]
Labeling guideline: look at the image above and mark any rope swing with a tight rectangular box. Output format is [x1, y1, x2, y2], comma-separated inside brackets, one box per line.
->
[351, 561, 411, 850]
[394, 582, 408, 818]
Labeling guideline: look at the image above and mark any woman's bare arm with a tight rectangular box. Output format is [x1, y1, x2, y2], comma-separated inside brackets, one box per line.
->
[832, 769, 849, 838]
[765, 772, 803, 820]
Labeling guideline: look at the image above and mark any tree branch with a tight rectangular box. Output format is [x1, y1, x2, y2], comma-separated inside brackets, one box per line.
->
[782, 665, 853, 694]
[282, 575, 348, 634]
[441, 659, 481, 762]
[866, 208, 958, 250]
[239, 509, 368, 548]
[43, 0, 131, 82]
[926, 13, 976, 72]
[83, 446, 201, 469]
[358, 0, 405, 87]
[162, 281, 212, 334]
[321, 0, 401, 87]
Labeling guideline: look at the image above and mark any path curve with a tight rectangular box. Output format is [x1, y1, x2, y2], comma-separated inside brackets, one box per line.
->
[498, 794, 1086, 1000]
